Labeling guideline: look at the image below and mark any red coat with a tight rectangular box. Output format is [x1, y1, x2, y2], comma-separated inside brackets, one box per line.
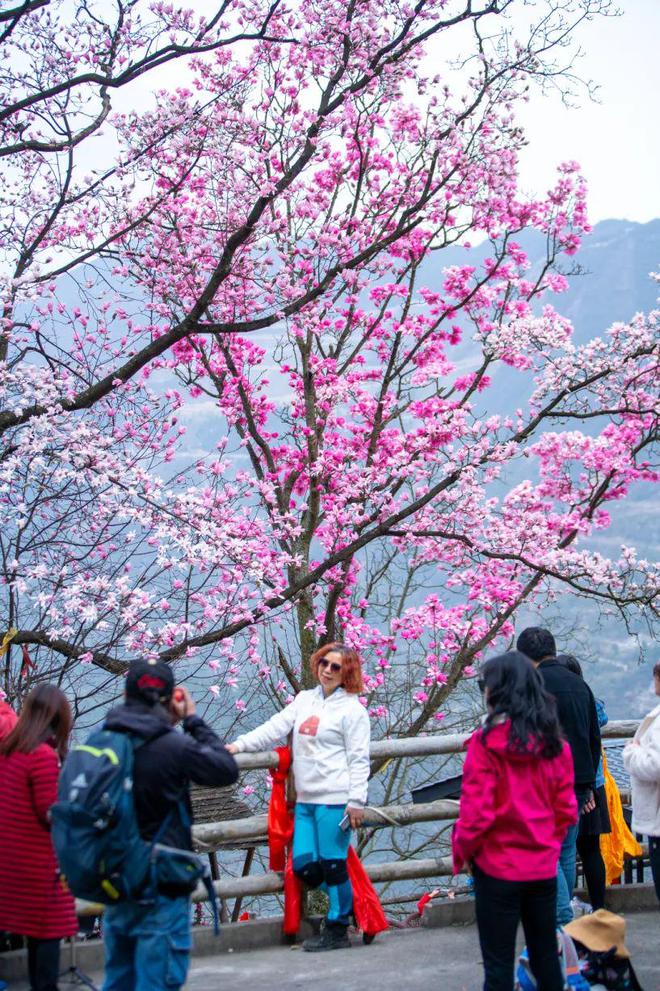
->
[452, 721, 577, 881]
[0, 743, 78, 939]
[0, 701, 17, 740]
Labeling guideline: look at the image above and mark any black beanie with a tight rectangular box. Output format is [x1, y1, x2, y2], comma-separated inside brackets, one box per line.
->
[125, 659, 174, 706]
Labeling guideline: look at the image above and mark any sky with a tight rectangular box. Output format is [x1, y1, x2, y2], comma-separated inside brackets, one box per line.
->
[514, 0, 660, 225]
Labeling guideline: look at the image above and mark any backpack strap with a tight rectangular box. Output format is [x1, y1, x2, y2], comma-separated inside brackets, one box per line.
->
[173, 796, 220, 935]
[142, 788, 220, 936]
[627, 960, 643, 991]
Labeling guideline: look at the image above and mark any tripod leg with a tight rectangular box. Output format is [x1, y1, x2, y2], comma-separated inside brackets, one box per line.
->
[58, 938, 99, 990]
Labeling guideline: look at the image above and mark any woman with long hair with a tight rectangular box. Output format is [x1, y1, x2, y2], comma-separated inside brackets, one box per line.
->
[0, 684, 77, 991]
[556, 654, 611, 911]
[452, 651, 577, 991]
[227, 643, 370, 952]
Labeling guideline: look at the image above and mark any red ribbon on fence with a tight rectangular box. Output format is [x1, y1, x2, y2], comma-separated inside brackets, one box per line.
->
[267, 746, 388, 938]
[20, 645, 35, 681]
[268, 746, 294, 872]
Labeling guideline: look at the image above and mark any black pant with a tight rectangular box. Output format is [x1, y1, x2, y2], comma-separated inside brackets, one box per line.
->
[576, 834, 606, 909]
[473, 864, 563, 991]
[650, 835, 660, 902]
[26, 937, 61, 991]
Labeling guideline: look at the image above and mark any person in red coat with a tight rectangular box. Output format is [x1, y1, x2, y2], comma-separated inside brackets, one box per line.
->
[0, 684, 77, 991]
[452, 651, 577, 991]
[0, 698, 17, 740]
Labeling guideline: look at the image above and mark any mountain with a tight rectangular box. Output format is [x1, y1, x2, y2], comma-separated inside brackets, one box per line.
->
[555, 218, 660, 335]
[409, 220, 660, 718]
[509, 219, 660, 717]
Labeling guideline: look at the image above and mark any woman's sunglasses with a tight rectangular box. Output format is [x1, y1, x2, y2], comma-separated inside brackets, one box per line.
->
[319, 658, 342, 674]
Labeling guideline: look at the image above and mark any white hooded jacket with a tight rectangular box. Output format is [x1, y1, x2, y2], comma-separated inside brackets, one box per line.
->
[233, 686, 370, 807]
[623, 703, 660, 837]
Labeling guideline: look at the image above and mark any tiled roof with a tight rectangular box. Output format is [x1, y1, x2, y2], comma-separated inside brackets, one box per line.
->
[190, 785, 252, 824]
[603, 742, 630, 794]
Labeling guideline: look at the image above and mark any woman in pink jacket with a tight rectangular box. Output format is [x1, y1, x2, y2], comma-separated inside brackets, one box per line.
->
[452, 651, 577, 991]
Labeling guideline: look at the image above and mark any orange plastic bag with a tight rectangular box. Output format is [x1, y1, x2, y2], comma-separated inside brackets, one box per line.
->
[599, 749, 643, 885]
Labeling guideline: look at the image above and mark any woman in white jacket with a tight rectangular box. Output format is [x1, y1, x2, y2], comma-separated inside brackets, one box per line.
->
[623, 661, 660, 902]
[227, 643, 370, 951]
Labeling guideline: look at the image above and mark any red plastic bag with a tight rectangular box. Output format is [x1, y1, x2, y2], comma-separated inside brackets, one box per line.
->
[283, 851, 303, 935]
[416, 892, 433, 916]
[268, 747, 302, 934]
[347, 847, 388, 936]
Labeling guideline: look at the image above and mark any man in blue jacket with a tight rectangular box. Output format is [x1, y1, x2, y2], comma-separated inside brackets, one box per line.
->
[517, 627, 601, 925]
[102, 659, 239, 991]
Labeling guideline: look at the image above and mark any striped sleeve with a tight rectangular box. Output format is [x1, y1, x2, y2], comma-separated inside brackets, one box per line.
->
[28, 746, 58, 827]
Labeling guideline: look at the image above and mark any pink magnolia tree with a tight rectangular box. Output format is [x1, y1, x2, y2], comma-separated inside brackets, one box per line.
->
[0, 0, 657, 742]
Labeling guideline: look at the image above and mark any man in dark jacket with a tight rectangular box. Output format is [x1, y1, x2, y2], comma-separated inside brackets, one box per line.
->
[517, 627, 601, 925]
[102, 659, 239, 991]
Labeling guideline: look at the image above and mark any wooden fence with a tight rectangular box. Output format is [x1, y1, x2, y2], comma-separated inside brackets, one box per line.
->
[76, 720, 640, 915]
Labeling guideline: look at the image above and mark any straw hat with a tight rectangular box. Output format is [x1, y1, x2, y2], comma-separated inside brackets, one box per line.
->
[564, 909, 630, 959]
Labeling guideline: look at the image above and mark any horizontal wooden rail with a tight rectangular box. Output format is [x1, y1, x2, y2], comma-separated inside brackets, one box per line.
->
[231, 733, 473, 771]
[600, 721, 640, 739]
[231, 720, 638, 771]
[198, 720, 638, 849]
[193, 797, 459, 850]
[76, 855, 456, 915]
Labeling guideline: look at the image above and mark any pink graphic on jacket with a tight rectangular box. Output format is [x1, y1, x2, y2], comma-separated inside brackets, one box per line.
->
[298, 715, 320, 737]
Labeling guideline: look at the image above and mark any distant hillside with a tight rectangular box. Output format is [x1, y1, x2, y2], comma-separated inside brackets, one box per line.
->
[553, 218, 660, 336]
[440, 218, 660, 334]
[509, 219, 660, 717]
[413, 219, 660, 717]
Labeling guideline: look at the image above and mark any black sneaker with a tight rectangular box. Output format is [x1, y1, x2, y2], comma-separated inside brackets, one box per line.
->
[302, 924, 351, 952]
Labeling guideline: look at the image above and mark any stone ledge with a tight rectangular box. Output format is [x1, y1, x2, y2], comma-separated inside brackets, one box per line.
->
[420, 882, 658, 929]
[421, 895, 475, 928]
[0, 916, 318, 982]
[1, 886, 656, 983]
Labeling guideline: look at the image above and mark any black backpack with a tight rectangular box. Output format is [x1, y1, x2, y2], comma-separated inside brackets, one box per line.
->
[51, 728, 218, 930]
[578, 946, 644, 991]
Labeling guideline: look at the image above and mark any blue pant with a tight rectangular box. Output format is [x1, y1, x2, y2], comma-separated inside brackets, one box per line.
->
[556, 821, 579, 926]
[102, 894, 191, 991]
[292, 803, 353, 926]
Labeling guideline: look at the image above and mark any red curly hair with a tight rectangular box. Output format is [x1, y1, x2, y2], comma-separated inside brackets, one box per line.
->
[310, 643, 364, 694]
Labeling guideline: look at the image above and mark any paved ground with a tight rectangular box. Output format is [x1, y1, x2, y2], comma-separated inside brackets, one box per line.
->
[46, 911, 659, 991]
[180, 915, 659, 991]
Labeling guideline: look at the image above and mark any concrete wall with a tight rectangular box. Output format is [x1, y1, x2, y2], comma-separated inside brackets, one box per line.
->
[420, 882, 659, 929]
[1, 884, 656, 984]
[0, 917, 319, 983]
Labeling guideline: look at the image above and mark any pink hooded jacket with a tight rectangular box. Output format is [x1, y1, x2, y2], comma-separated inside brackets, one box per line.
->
[452, 720, 577, 881]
